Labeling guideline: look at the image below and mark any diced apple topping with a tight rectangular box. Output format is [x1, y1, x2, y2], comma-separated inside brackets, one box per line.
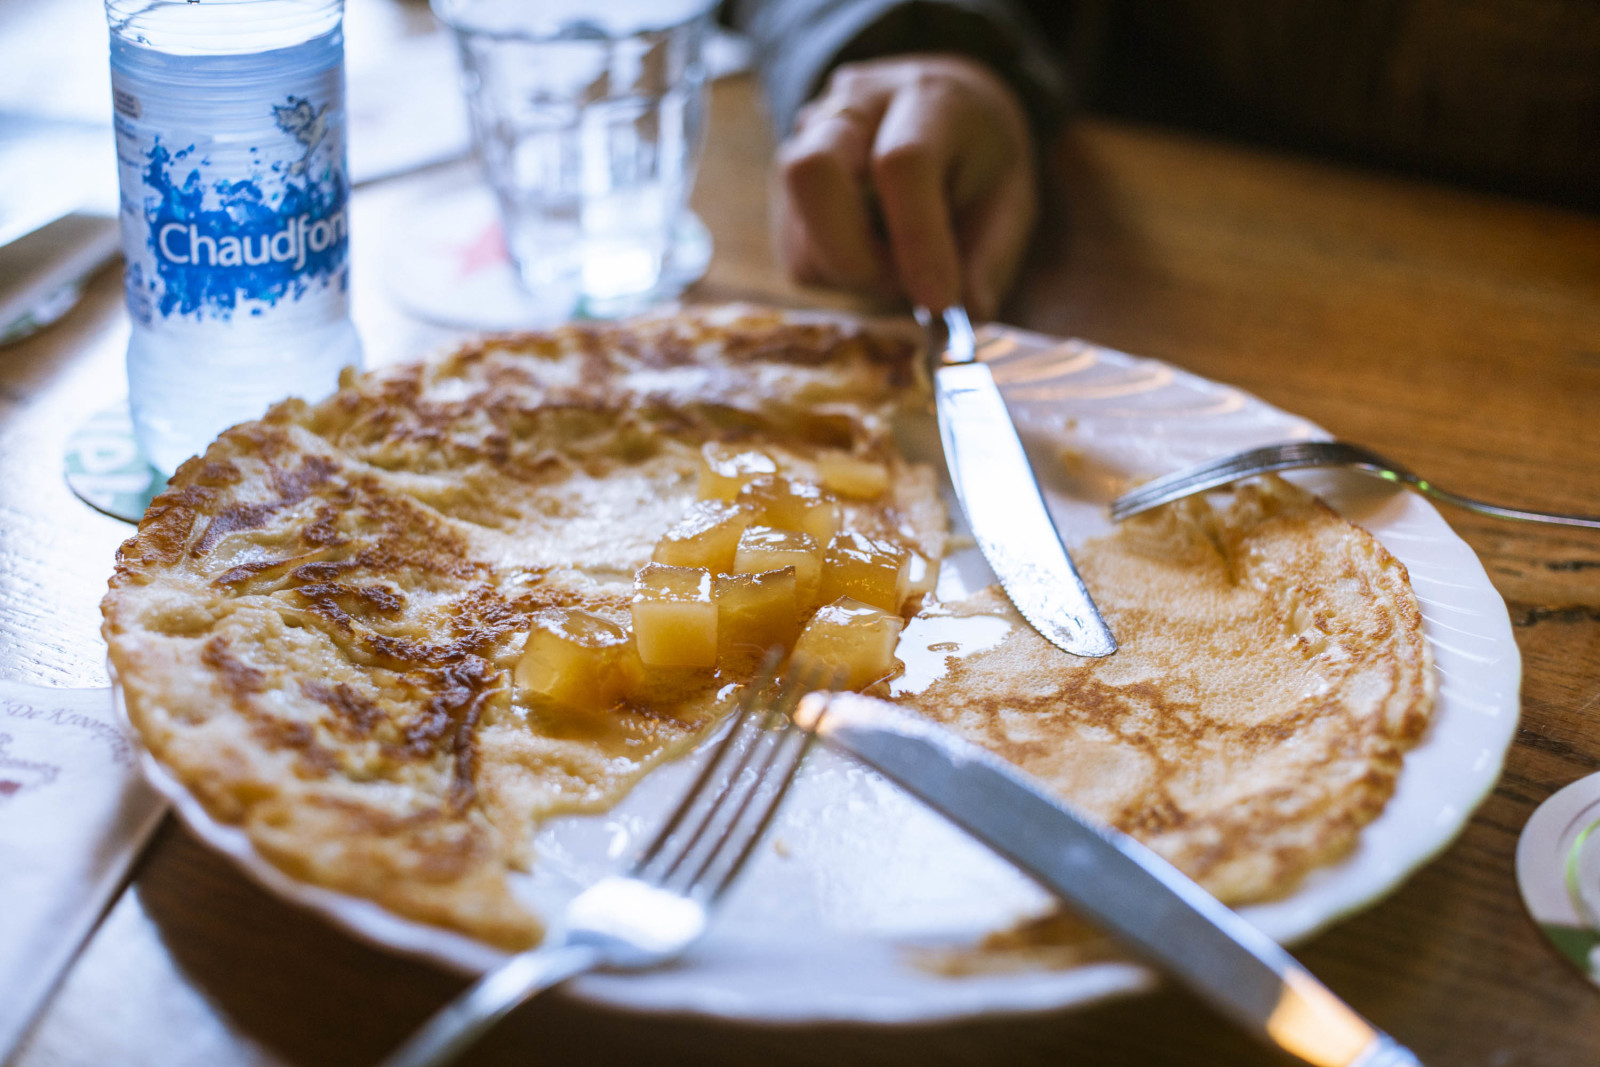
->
[652, 500, 753, 573]
[631, 563, 718, 668]
[818, 531, 910, 613]
[715, 567, 799, 663]
[515, 609, 630, 714]
[698, 443, 778, 502]
[788, 597, 904, 690]
[733, 526, 822, 605]
[736, 475, 839, 544]
[815, 451, 889, 500]
[903, 550, 938, 598]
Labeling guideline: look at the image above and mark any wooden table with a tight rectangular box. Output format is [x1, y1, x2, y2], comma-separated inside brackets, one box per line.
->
[5, 71, 1599, 1067]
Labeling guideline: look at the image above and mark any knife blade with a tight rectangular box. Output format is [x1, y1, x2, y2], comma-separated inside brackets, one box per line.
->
[928, 306, 1116, 658]
[793, 690, 1423, 1067]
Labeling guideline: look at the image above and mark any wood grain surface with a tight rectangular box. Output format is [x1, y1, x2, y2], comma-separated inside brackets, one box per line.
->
[5, 69, 1598, 1067]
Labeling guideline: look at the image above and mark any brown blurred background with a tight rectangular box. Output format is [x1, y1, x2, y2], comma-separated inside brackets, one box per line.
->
[1041, 0, 1600, 211]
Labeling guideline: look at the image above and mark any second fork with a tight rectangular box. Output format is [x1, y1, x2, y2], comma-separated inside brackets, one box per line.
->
[1110, 439, 1600, 529]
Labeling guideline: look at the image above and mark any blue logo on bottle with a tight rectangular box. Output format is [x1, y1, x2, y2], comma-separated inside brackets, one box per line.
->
[138, 94, 348, 319]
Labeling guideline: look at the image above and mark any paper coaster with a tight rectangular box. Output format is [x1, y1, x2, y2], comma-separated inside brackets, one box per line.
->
[63, 404, 165, 524]
[382, 182, 712, 330]
[1516, 771, 1600, 985]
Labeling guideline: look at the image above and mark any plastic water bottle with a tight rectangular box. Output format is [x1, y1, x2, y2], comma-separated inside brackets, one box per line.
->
[106, 0, 363, 475]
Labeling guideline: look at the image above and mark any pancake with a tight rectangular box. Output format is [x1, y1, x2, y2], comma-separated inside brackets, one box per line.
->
[103, 306, 1433, 953]
[103, 307, 944, 948]
[902, 475, 1435, 906]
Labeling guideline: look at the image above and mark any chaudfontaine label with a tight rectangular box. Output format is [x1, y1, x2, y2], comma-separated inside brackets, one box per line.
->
[111, 36, 350, 326]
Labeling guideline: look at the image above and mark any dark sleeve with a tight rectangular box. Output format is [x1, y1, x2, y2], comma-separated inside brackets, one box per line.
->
[725, 0, 1070, 137]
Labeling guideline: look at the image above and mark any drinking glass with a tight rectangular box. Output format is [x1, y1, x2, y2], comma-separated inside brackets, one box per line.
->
[433, 0, 713, 318]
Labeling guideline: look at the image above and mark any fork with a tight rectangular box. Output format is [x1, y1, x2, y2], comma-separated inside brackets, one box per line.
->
[1109, 439, 1600, 529]
[381, 667, 815, 1067]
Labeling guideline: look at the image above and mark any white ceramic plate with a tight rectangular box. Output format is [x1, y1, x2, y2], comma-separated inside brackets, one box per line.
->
[128, 326, 1522, 1024]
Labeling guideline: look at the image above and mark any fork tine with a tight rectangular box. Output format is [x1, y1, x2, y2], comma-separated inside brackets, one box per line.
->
[690, 674, 822, 902]
[631, 651, 782, 881]
[1110, 441, 1343, 520]
[646, 708, 783, 892]
[699, 723, 812, 901]
[636, 663, 829, 904]
[655, 671, 821, 899]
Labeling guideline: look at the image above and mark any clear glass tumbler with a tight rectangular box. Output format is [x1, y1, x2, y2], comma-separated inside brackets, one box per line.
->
[433, 0, 713, 318]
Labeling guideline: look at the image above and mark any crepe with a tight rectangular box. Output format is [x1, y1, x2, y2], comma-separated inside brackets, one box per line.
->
[103, 307, 943, 948]
[903, 476, 1435, 906]
[103, 306, 1432, 952]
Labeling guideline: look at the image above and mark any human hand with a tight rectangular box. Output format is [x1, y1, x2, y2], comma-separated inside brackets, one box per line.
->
[774, 55, 1038, 319]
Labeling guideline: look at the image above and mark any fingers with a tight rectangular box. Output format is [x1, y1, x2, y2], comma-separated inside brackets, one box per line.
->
[776, 94, 890, 290]
[958, 166, 1037, 320]
[773, 56, 1038, 315]
[870, 87, 964, 312]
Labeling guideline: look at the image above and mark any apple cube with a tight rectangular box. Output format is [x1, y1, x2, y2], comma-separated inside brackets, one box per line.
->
[631, 563, 718, 668]
[715, 567, 799, 663]
[515, 609, 630, 714]
[818, 531, 910, 613]
[698, 443, 778, 502]
[652, 500, 753, 573]
[788, 597, 904, 690]
[815, 451, 889, 500]
[733, 526, 822, 605]
[903, 550, 939, 598]
[736, 475, 839, 545]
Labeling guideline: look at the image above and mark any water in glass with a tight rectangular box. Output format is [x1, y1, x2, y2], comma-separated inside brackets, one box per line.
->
[438, 0, 711, 317]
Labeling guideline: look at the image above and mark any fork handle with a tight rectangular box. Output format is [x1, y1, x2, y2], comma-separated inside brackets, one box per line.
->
[381, 943, 602, 1067]
[1404, 480, 1600, 530]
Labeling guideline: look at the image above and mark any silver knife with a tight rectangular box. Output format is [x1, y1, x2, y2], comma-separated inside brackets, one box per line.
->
[794, 690, 1423, 1067]
[927, 306, 1117, 658]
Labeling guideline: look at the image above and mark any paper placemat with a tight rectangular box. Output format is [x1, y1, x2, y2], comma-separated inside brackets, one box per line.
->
[0, 680, 165, 1060]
